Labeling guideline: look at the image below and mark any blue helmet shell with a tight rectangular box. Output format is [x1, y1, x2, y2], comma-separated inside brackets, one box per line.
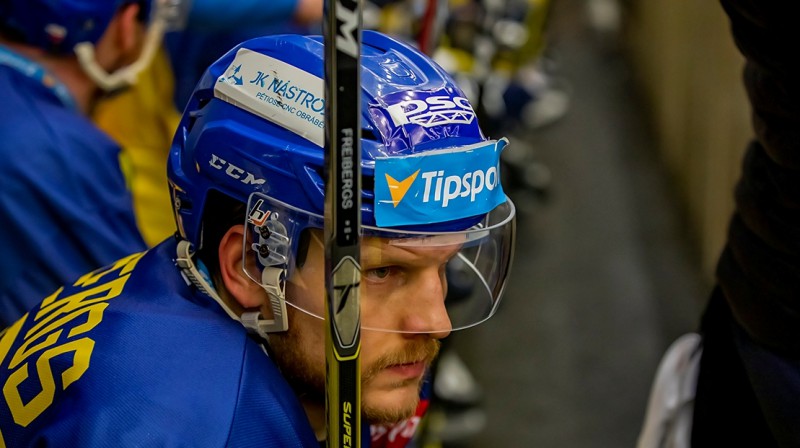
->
[168, 31, 492, 251]
[0, 0, 151, 54]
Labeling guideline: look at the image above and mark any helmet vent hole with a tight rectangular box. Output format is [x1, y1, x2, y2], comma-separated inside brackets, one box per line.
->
[361, 128, 379, 142]
[186, 97, 212, 132]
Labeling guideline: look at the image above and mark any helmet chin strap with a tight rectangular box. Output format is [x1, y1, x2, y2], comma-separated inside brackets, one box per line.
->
[175, 240, 289, 341]
[74, 16, 165, 92]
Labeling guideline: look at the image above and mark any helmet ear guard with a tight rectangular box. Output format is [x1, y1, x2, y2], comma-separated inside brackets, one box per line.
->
[239, 191, 328, 334]
[241, 193, 301, 334]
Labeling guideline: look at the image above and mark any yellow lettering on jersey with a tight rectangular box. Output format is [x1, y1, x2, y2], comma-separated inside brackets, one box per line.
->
[10, 302, 109, 370]
[0, 319, 25, 368]
[0, 318, 25, 444]
[1, 251, 144, 428]
[3, 338, 94, 427]
[71, 252, 144, 288]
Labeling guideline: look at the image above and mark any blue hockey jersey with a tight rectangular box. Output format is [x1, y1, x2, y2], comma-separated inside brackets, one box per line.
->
[0, 238, 320, 447]
[0, 45, 147, 327]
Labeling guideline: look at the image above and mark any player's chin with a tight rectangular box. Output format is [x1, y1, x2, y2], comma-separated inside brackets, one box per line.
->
[363, 381, 422, 425]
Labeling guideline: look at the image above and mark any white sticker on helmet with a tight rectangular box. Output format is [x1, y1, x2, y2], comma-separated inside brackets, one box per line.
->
[214, 48, 325, 147]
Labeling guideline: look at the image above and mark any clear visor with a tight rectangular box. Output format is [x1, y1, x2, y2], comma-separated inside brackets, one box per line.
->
[243, 192, 515, 334]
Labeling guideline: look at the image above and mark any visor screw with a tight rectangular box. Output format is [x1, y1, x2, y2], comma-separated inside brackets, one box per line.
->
[258, 244, 270, 257]
[258, 226, 271, 239]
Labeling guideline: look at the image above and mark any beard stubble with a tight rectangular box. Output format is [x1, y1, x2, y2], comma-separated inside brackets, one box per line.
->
[268, 308, 441, 425]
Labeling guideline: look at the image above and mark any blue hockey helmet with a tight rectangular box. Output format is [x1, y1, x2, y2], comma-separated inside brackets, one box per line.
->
[168, 31, 516, 335]
[0, 0, 150, 54]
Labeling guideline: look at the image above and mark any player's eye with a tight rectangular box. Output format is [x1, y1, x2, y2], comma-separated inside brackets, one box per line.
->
[365, 266, 393, 280]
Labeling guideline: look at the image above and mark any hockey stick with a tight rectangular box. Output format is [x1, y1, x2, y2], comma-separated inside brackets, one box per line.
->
[323, 0, 362, 445]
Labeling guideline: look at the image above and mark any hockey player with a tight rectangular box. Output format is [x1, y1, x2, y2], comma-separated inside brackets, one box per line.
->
[0, 32, 516, 446]
[0, 0, 184, 326]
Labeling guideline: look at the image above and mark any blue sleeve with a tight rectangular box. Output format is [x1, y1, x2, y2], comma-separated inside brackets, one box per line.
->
[0, 76, 147, 326]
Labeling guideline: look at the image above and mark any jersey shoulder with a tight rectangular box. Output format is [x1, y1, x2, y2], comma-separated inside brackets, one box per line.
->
[0, 240, 317, 447]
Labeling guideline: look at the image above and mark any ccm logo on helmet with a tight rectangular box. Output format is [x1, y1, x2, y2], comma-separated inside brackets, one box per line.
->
[386, 96, 475, 128]
[209, 154, 265, 185]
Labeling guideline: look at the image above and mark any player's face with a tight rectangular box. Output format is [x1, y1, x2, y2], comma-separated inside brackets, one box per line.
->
[269, 232, 454, 424]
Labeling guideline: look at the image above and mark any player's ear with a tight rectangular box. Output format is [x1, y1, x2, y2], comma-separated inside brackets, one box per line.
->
[114, 2, 144, 56]
[218, 225, 265, 309]
[91, 2, 144, 72]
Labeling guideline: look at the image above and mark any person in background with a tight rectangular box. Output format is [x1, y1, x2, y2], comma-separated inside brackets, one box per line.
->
[638, 1, 800, 446]
[0, 0, 183, 327]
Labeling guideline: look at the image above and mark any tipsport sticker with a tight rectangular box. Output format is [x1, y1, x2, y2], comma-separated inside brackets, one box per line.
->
[214, 48, 325, 147]
[373, 139, 508, 227]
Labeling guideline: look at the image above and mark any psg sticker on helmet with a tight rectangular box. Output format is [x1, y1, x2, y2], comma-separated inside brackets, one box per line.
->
[373, 138, 509, 227]
[372, 90, 484, 151]
[214, 48, 326, 147]
[385, 94, 476, 128]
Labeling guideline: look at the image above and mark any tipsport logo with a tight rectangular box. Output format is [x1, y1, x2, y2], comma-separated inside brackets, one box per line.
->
[384, 170, 419, 207]
[374, 139, 508, 227]
[386, 95, 476, 128]
[385, 167, 499, 208]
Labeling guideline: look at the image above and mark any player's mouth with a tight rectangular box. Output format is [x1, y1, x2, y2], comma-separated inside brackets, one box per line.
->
[364, 340, 440, 384]
[385, 360, 427, 380]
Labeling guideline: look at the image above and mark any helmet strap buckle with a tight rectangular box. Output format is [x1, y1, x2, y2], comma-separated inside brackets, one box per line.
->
[256, 266, 289, 334]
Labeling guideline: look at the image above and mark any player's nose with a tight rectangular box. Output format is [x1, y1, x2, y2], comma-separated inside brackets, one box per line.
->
[400, 269, 452, 339]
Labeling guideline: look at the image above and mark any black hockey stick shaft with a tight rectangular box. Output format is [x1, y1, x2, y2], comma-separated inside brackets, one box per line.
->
[323, 0, 362, 445]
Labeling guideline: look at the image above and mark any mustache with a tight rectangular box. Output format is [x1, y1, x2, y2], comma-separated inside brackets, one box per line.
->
[363, 339, 441, 379]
